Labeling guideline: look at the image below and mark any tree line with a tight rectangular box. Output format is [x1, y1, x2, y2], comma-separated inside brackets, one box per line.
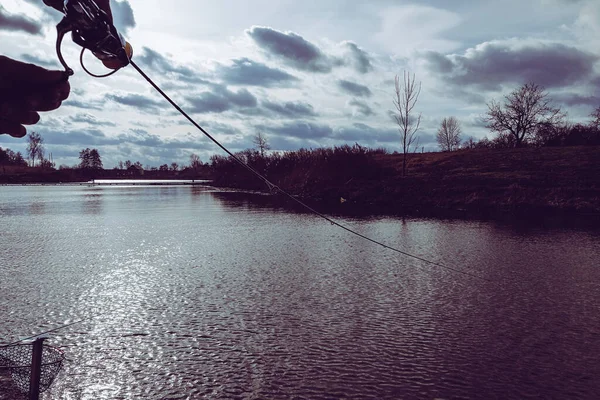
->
[2, 77, 599, 178]
[394, 74, 600, 154]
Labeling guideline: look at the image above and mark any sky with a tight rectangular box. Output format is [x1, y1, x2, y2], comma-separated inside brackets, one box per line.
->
[1, 0, 599, 168]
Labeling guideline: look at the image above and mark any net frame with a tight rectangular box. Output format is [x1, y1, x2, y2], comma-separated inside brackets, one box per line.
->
[0, 342, 64, 394]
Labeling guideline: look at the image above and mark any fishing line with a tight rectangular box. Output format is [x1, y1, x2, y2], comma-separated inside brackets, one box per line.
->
[129, 60, 493, 285]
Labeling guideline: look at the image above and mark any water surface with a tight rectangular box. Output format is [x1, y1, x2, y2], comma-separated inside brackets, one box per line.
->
[1, 185, 598, 399]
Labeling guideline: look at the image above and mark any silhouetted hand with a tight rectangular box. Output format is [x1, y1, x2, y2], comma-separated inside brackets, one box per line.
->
[0, 56, 70, 138]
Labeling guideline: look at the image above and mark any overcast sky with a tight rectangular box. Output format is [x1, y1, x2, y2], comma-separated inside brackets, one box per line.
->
[1, 0, 599, 168]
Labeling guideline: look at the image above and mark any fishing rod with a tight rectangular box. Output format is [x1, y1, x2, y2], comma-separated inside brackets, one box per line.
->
[1, 0, 499, 347]
[51, 0, 491, 282]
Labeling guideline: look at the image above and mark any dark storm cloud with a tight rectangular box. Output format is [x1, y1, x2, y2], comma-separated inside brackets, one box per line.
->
[246, 26, 337, 73]
[42, 127, 119, 146]
[216, 58, 299, 87]
[0, 5, 43, 35]
[136, 47, 209, 84]
[348, 99, 374, 116]
[106, 93, 164, 111]
[424, 42, 598, 91]
[63, 98, 104, 111]
[554, 93, 600, 107]
[186, 85, 257, 114]
[19, 53, 59, 68]
[266, 122, 334, 139]
[343, 41, 373, 74]
[118, 130, 215, 151]
[111, 0, 136, 34]
[338, 80, 372, 97]
[69, 113, 117, 127]
[262, 100, 318, 118]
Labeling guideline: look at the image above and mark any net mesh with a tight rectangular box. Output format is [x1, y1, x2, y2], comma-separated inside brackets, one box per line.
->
[0, 342, 64, 394]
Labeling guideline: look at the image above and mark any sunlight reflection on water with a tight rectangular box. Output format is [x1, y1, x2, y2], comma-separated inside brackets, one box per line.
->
[0, 185, 599, 399]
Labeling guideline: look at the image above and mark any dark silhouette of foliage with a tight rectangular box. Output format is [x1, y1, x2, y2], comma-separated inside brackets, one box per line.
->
[591, 106, 600, 130]
[485, 83, 564, 147]
[0, 147, 27, 166]
[26, 132, 44, 167]
[78, 148, 103, 169]
[210, 143, 391, 196]
[189, 153, 202, 171]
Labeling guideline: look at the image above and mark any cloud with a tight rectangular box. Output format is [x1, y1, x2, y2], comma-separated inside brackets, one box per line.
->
[266, 122, 334, 139]
[42, 127, 119, 146]
[337, 80, 372, 97]
[111, 0, 136, 34]
[554, 93, 600, 107]
[185, 85, 257, 114]
[106, 93, 164, 111]
[376, 5, 462, 54]
[63, 98, 104, 111]
[18, 53, 60, 68]
[0, 5, 43, 35]
[348, 99, 375, 116]
[136, 47, 208, 84]
[424, 40, 598, 91]
[246, 26, 338, 73]
[216, 57, 299, 87]
[69, 113, 117, 127]
[343, 41, 373, 74]
[261, 99, 318, 118]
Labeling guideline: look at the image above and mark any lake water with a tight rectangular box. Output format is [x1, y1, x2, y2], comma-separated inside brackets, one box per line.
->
[1, 184, 599, 399]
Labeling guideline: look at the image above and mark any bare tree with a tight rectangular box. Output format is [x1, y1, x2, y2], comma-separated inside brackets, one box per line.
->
[26, 132, 44, 167]
[393, 71, 421, 176]
[590, 106, 600, 129]
[485, 82, 564, 147]
[436, 117, 462, 151]
[189, 153, 202, 171]
[252, 131, 271, 157]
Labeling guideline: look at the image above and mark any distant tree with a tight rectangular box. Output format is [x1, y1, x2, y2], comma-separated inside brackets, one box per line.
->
[436, 117, 462, 151]
[13, 151, 26, 166]
[117, 161, 124, 170]
[462, 137, 477, 150]
[485, 82, 564, 147]
[89, 149, 103, 169]
[26, 132, 44, 167]
[170, 162, 179, 171]
[189, 153, 202, 171]
[159, 164, 169, 171]
[134, 161, 143, 169]
[39, 158, 54, 169]
[252, 131, 271, 157]
[0, 147, 8, 164]
[393, 71, 421, 176]
[79, 148, 91, 168]
[124, 160, 132, 169]
[590, 106, 600, 129]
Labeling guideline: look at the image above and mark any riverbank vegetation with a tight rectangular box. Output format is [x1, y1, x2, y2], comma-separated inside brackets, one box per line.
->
[209, 144, 600, 216]
[1, 82, 599, 216]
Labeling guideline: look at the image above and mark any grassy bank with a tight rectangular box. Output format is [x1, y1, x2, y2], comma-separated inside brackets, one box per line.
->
[210, 146, 600, 216]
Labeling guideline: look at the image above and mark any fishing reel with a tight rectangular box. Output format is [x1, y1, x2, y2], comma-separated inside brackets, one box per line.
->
[55, 0, 133, 78]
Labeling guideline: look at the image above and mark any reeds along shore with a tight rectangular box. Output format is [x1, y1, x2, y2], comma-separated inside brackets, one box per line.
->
[1, 145, 599, 216]
[209, 145, 600, 216]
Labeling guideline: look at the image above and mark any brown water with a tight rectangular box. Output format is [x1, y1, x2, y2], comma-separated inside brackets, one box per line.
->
[1, 184, 599, 399]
